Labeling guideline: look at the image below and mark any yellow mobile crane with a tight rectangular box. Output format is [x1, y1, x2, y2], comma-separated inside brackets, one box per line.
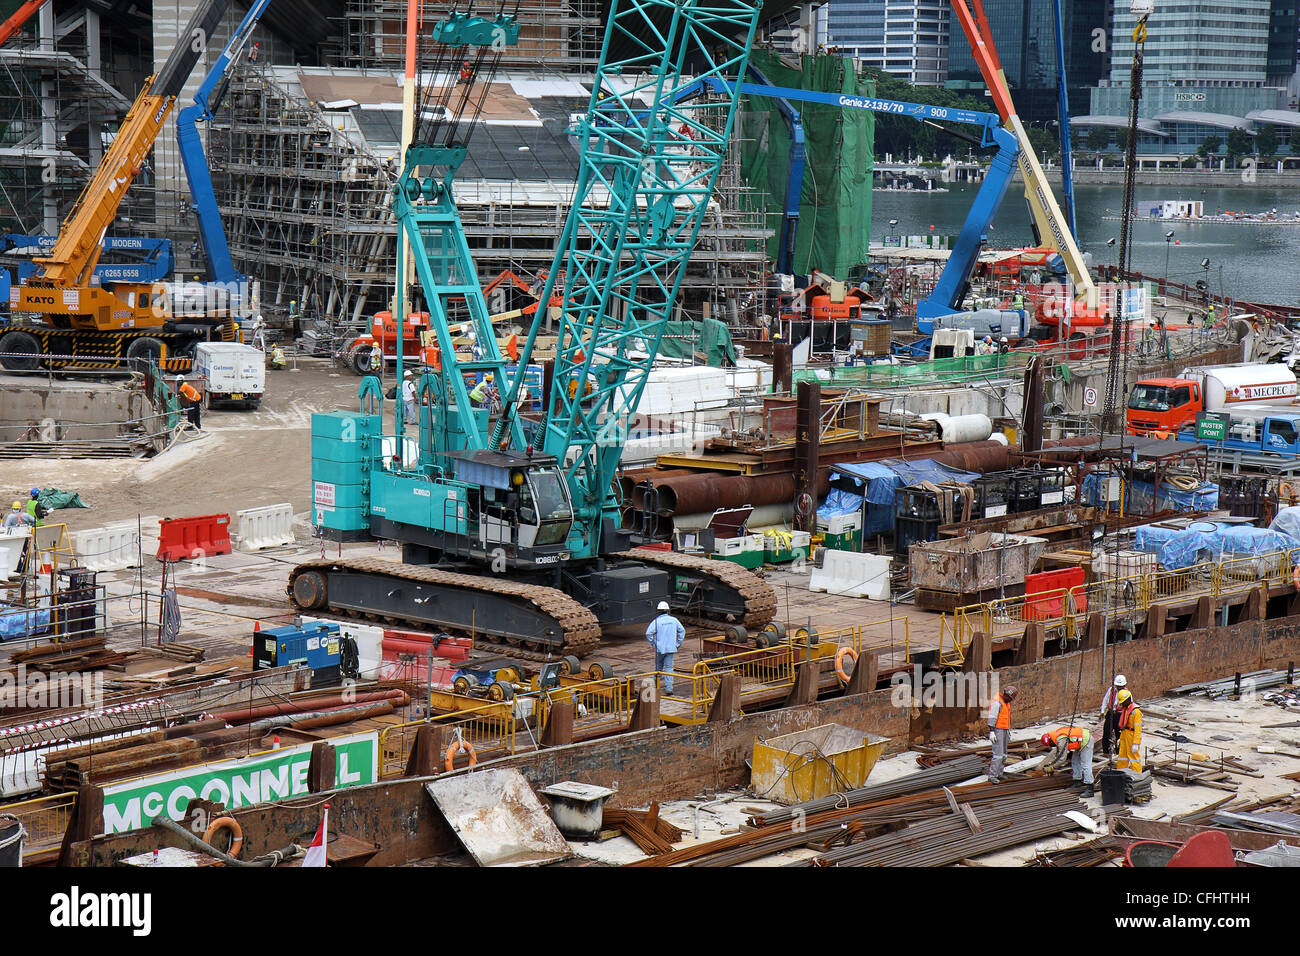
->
[1, 0, 239, 372]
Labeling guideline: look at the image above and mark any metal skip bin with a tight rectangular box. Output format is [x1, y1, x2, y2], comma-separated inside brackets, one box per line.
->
[751, 724, 889, 806]
[910, 531, 1049, 610]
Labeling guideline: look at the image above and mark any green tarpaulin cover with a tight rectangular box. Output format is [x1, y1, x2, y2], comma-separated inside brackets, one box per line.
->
[655, 319, 737, 366]
[37, 489, 88, 511]
[738, 52, 875, 278]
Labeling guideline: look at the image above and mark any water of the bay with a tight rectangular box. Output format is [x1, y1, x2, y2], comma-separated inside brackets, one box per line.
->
[870, 182, 1300, 306]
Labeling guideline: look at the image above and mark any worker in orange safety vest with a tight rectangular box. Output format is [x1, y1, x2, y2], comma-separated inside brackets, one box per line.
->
[1042, 725, 1094, 793]
[986, 684, 1017, 783]
[1115, 689, 1143, 773]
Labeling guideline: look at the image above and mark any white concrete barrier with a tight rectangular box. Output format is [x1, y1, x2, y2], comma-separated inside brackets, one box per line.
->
[809, 550, 891, 600]
[236, 503, 295, 551]
[73, 523, 142, 572]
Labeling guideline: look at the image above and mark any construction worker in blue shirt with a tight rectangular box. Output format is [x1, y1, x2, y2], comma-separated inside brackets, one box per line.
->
[645, 600, 685, 694]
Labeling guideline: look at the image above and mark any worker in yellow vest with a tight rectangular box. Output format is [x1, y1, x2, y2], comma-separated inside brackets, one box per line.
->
[24, 488, 46, 528]
[1041, 725, 1094, 794]
[1115, 689, 1143, 773]
[986, 684, 1018, 783]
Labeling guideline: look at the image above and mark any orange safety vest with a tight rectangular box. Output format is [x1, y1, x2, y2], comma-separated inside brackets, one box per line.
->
[178, 382, 200, 404]
[993, 694, 1011, 729]
[1118, 702, 1139, 732]
[1046, 726, 1090, 751]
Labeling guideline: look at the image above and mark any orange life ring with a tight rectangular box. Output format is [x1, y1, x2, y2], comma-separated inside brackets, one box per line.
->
[444, 738, 477, 772]
[203, 816, 243, 858]
[835, 646, 859, 683]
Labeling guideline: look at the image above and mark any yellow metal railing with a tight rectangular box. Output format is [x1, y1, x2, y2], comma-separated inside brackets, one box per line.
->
[538, 676, 634, 736]
[695, 643, 798, 705]
[641, 671, 713, 722]
[944, 547, 1300, 666]
[0, 791, 76, 860]
[379, 700, 522, 778]
[379, 677, 638, 775]
[793, 617, 913, 666]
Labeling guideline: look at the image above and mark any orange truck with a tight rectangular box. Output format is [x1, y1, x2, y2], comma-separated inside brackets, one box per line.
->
[1126, 364, 1299, 437]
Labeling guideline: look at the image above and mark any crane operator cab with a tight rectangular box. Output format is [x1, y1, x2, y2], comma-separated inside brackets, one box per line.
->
[446, 450, 574, 564]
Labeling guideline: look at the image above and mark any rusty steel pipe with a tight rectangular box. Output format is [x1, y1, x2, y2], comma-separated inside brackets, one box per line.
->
[212, 689, 410, 725]
[647, 472, 799, 515]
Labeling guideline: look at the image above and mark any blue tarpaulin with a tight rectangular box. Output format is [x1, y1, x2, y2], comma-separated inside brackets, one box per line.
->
[0, 605, 49, 641]
[1080, 474, 1218, 514]
[821, 459, 980, 536]
[1155, 523, 1300, 570]
[1132, 522, 1214, 554]
[1270, 506, 1300, 540]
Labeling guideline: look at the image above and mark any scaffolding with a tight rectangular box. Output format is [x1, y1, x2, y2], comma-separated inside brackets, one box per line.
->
[211, 61, 772, 337]
[327, 0, 606, 72]
[0, 18, 131, 236]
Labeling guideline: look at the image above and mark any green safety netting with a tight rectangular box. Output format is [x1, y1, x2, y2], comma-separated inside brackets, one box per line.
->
[737, 51, 874, 279]
[791, 352, 1027, 388]
[654, 319, 737, 366]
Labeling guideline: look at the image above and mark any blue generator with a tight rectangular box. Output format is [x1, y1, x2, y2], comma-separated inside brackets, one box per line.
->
[253, 620, 343, 684]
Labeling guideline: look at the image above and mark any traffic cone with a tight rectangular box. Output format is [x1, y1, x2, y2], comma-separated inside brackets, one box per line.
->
[250, 620, 260, 656]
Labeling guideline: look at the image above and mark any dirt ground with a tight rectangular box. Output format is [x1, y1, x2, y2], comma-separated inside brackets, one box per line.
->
[0, 359, 386, 532]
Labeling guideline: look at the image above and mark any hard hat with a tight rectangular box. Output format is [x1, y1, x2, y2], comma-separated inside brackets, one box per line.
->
[175, 375, 183, 383]
[404, 369, 412, 377]
[29, 488, 39, 497]
[1114, 674, 1127, 687]
[1117, 688, 1132, 704]
[10, 502, 18, 510]
[1000, 336, 1009, 343]
[1002, 685, 1018, 700]
[1041, 732, 1053, 747]
[657, 600, 670, 611]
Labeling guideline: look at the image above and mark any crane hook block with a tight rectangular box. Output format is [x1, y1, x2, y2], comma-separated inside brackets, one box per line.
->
[431, 13, 521, 49]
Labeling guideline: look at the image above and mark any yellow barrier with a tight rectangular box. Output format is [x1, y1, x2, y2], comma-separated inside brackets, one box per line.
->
[538, 676, 634, 736]
[0, 791, 76, 860]
[944, 547, 1300, 667]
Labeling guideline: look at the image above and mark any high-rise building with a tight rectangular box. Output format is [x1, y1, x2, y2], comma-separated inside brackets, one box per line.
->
[827, 0, 949, 86]
[1267, 0, 1299, 85]
[945, 0, 1108, 123]
[1086, 0, 1288, 152]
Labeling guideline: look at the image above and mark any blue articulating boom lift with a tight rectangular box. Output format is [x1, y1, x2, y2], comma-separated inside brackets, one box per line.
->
[0, 0, 268, 318]
[289, 0, 776, 660]
[678, 75, 1028, 338]
[176, 0, 271, 290]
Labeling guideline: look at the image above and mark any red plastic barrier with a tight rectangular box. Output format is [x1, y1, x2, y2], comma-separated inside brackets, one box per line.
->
[157, 513, 232, 562]
[1023, 567, 1087, 620]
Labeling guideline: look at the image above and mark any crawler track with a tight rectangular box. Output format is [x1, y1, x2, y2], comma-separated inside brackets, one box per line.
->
[287, 557, 601, 659]
[614, 549, 777, 629]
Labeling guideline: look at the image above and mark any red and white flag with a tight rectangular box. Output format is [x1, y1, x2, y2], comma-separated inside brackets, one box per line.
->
[302, 804, 329, 868]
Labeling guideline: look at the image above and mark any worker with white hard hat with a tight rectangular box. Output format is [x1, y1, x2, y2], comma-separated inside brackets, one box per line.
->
[645, 599, 684, 695]
[401, 368, 417, 427]
[1099, 674, 1127, 756]
[174, 376, 202, 430]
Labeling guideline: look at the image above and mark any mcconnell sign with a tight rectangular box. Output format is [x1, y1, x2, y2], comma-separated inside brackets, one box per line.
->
[100, 732, 378, 834]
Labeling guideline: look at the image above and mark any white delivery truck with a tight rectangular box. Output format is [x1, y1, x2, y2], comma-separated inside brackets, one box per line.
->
[193, 342, 266, 409]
